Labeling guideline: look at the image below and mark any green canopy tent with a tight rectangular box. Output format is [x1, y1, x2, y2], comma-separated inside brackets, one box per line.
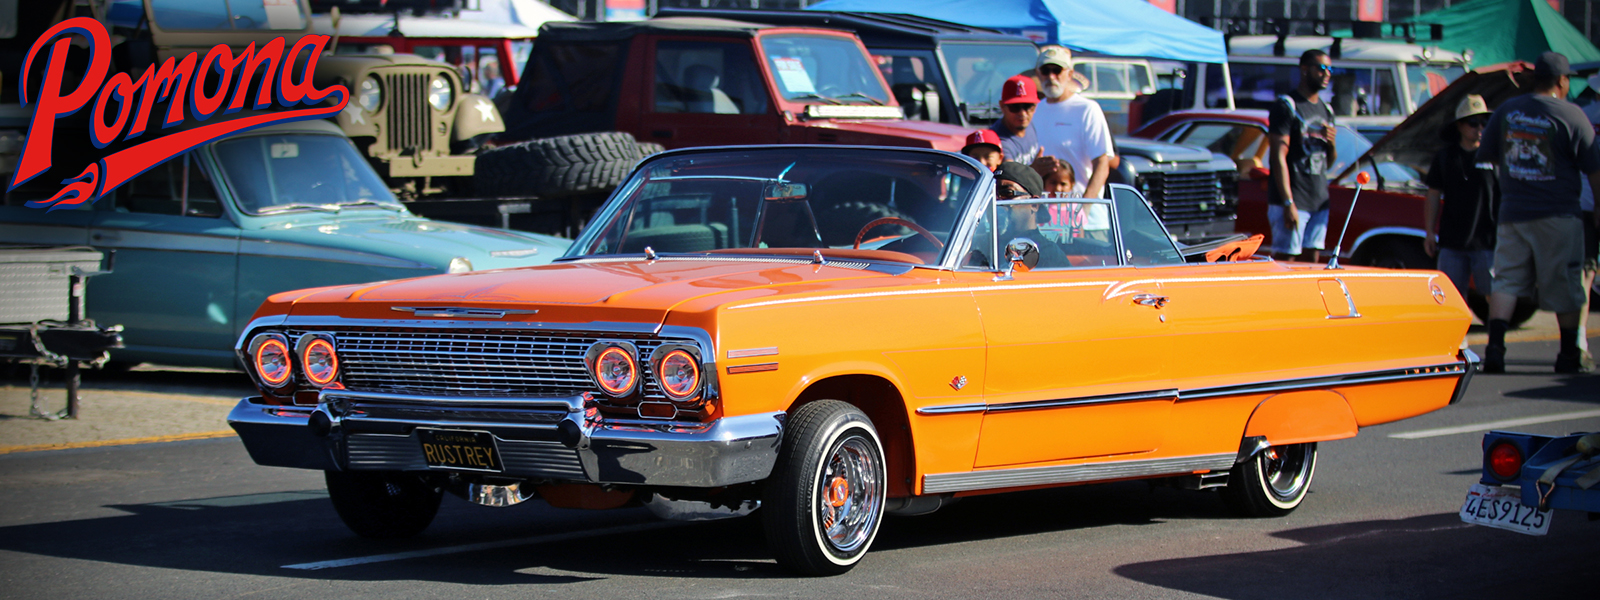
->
[1403, 0, 1600, 68]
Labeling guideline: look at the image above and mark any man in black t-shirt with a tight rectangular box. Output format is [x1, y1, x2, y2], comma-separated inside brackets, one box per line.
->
[1424, 95, 1499, 302]
[1478, 52, 1600, 374]
[1267, 49, 1338, 261]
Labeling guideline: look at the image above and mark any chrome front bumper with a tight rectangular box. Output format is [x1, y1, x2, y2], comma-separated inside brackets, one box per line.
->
[227, 390, 784, 488]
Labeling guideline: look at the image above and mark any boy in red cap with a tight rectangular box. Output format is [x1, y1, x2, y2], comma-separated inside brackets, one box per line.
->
[961, 129, 1004, 171]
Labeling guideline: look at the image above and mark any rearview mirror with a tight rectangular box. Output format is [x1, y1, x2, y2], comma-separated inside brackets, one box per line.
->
[763, 182, 808, 202]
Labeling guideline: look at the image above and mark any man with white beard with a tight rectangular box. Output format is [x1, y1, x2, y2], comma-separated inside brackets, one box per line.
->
[1030, 45, 1115, 200]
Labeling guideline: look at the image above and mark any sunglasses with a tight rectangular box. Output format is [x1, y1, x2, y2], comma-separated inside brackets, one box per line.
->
[1038, 65, 1065, 76]
[1306, 64, 1332, 74]
[1005, 103, 1036, 113]
[1460, 118, 1488, 128]
[998, 185, 1028, 199]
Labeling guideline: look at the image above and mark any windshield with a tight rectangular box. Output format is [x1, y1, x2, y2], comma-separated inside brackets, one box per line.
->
[760, 35, 890, 105]
[1407, 64, 1467, 109]
[570, 148, 984, 265]
[213, 134, 400, 215]
[941, 42, 1039, 112]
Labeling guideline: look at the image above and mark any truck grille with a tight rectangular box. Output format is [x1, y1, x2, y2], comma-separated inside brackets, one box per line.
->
[289, 328, 669, 398]
[384, 73, 433, 154]
[1143, 171, 1232, 225]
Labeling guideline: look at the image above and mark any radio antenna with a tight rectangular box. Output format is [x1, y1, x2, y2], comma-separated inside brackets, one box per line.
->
[1326, 171, 1372, 270]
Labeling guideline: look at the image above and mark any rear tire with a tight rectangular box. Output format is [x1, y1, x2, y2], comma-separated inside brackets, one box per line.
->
[325, 471, 443, 539]
[762, 400, 886, 576]
[1222, 443, 1317, 517]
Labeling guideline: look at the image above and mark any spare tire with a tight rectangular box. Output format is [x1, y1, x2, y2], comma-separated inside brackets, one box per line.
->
[638, 142, 667, 157]
[475, 132, 642, 199]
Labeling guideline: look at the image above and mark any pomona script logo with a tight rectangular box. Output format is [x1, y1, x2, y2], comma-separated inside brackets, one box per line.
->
[9, 17, 349, 210]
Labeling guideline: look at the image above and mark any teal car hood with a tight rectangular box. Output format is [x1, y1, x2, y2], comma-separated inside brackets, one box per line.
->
[241, 212, 569, 272]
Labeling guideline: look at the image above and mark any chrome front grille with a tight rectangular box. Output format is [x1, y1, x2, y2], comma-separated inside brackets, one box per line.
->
[384, 72, 432, 154]
[1143, 170, 1230, 225]
[289, 328, 669, 398]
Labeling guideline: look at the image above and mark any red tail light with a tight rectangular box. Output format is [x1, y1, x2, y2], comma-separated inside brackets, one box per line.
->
[1487, 442, 1522, 481]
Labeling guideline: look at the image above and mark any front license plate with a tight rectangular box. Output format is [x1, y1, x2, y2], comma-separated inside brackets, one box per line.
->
[1459, 483, 1551, 535]
[417, 429, 503, 473]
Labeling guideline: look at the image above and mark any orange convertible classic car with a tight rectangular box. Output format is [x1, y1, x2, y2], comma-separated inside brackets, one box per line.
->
[229, 146, 1478, 575]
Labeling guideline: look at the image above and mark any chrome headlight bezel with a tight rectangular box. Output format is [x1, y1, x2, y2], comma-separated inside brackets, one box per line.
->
[248, 332, 294, 391]
[427, 74, 453, 111]
[357, 75, 383, 113]
[295, 333, 340, 389]
[650, 343, 704, 403]
[585, 341, 640, 398]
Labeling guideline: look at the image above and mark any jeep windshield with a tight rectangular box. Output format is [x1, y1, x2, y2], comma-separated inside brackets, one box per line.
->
[567, 148, 984, 265]
[760, 35, 891, 105]
[213, 133, 403, 215]
[940, 42, 1040, 123]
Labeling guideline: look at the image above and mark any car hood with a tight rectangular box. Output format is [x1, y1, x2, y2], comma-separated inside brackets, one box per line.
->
[1115, 136, 1216, 163]
[822, 119, 974, 152]
[281, 257, 894, 326]
[242, 213, 570, 272]
[1346, 62, 1533, 178]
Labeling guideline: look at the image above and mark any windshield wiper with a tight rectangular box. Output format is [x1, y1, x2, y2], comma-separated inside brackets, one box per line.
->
[837, 92, 885, 106]
[258, 203, 340, 214]
[337, 199, 406, 212]
[790, 93, 842, 105]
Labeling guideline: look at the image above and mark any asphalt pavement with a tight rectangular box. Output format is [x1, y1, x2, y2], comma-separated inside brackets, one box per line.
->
[0, 338, 1593, 599]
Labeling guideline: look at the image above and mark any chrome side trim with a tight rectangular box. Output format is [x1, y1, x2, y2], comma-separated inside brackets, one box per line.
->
[922, 452, 1235, 494]
[1178, 360, 1466, 401]
[985, 389, 1178, 413]
[916, 359, 1471, 416]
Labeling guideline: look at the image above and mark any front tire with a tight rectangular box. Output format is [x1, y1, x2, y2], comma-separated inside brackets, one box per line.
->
[1222, 442, 1317, 517]
[762, 400, 887, 576]
[325, 471, 443, 539]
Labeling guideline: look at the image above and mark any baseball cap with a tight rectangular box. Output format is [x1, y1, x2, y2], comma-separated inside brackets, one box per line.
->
[1455, 94, 1491, 121]
[963, 129, 1003, 155]
[995, 161, 1043, 197]
[1534, 51, 1576, 77]
[1000, 75, 1038, 104]
[1036, 45, 1072, 71]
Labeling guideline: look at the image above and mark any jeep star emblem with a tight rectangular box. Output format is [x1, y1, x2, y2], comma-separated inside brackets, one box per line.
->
[950, 375, 967, 391]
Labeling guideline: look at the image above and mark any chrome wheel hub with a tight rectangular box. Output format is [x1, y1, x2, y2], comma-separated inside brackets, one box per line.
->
[816, 435, 882, 554]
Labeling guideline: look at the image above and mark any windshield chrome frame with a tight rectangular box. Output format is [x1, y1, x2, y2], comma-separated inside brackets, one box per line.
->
[560, 145, 994, 269]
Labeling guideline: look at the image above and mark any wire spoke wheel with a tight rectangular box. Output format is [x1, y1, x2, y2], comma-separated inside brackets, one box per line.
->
[1222, 442, 1317, 518]
[816, 436, 883, 555]
[763, 400, 887, 576]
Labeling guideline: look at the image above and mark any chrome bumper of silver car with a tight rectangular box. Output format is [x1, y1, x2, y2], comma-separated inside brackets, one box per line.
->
[227, 390, 784, 488]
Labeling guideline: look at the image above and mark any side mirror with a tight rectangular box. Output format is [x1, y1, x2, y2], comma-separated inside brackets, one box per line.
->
[995, 238, 1040, 281]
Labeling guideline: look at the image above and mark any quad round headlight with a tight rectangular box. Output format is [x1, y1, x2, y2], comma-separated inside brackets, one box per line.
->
[357, 76, 382, 112]
[298, 334, 339, 387]
[427, 74, 453, 111]
[655, 349, 701, 401]
[590, 344, 638, 397]
[249, 333, 292, 389]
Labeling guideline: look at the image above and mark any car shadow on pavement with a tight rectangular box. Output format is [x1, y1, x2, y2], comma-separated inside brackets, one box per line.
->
[1113, 512, 1589, 598]
[1502, 375, 1600, 403]
[0, 479, 1247, 583]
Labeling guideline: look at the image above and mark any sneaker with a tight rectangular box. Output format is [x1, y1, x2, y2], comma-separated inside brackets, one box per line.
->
[1482, 345, 1505, 374]
[1554, 350, 1595, 374]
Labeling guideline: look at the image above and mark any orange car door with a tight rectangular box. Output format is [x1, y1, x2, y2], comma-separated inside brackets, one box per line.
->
[960, 199, 1177, 469]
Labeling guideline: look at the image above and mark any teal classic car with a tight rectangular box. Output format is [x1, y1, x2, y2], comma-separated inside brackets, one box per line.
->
[0, 120, 568, 369]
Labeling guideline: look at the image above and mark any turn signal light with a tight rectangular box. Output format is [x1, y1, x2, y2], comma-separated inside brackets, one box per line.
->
[657, 349, 701, 400]
[594, 345, 638, 396]
[249, 333, 292, 389]
[1487, 442, 1523, 481]
[299, 335, 339, 387]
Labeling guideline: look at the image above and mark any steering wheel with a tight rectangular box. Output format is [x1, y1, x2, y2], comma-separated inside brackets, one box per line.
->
[853, 217, 945, 250]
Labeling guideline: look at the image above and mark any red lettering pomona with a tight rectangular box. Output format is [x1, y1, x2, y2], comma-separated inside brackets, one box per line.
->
[9, 17, 350, 210]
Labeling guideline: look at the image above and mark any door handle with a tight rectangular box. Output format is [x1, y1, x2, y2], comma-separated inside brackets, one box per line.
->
[1132, 293, 1168, 309]
[91, 231, 121, 242]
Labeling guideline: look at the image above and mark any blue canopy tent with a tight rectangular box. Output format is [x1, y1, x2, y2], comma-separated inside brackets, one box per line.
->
[804, 0, 1228, 64]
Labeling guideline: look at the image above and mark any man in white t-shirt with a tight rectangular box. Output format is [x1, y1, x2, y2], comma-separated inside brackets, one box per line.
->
[1030, 45, 1115, 199]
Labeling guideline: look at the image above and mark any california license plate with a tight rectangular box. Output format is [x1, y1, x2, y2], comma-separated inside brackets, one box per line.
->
[1459, 483, 1551, 535]
[417, 429, 503, 473]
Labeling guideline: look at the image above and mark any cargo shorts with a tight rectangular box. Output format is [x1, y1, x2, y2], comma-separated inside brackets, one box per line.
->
[1491, 215, 1588, 314]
